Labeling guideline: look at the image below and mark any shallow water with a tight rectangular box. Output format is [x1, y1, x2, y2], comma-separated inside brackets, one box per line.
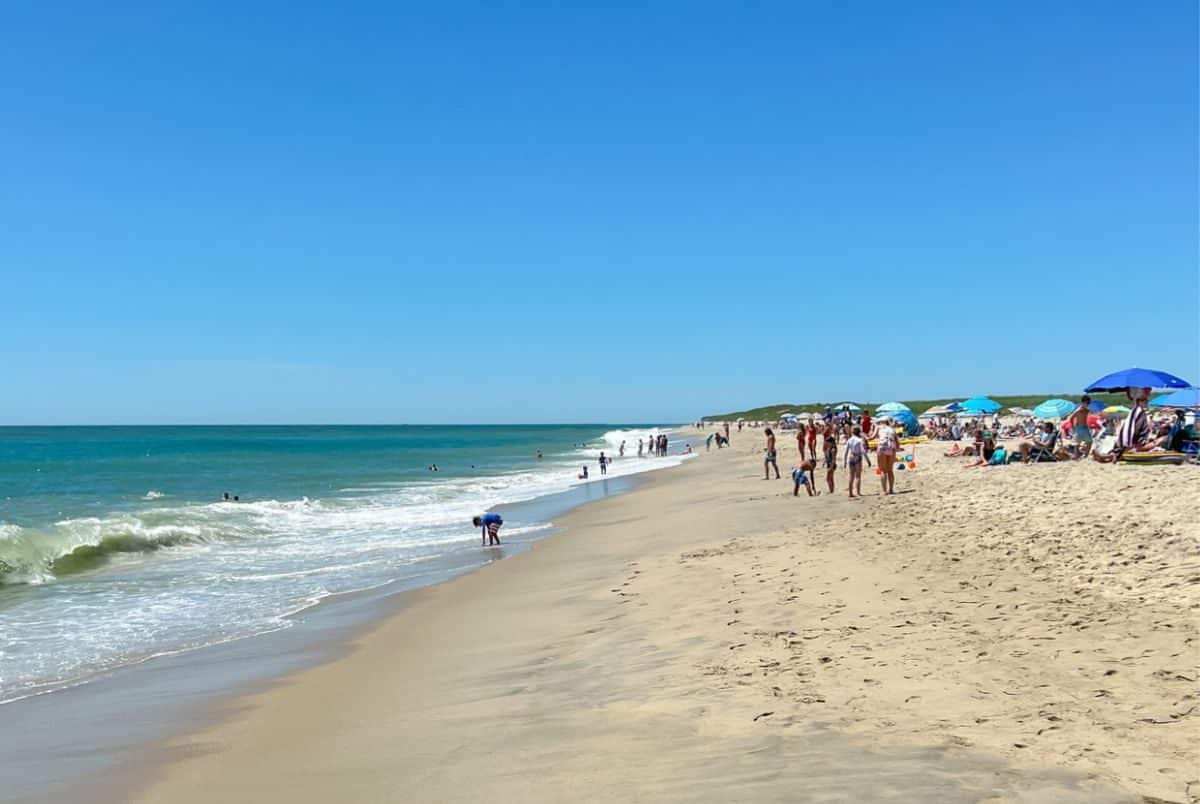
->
[0, 425, 689, 702]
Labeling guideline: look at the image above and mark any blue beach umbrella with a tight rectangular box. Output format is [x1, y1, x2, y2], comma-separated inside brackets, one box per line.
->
[875, 401, 911, 416]
[1149, 388, 1200, 408]
[959, 396, 1002, 414]
[1085, 367, 1190, 393]
[1087, 400, 1106, 413]
[1033, 398, 1075, 420]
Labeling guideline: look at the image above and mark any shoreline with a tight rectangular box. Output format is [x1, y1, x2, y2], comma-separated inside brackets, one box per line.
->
[0, 464, 661, 804]
[114, 429, 1195, 803]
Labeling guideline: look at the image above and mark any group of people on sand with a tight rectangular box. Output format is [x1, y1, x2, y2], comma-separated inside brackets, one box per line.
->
[763, 409, 905, 499]
[941, 392, 1194, 466]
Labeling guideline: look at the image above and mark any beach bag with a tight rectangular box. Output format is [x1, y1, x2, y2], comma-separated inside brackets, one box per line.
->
[989, 447, 1007, 466]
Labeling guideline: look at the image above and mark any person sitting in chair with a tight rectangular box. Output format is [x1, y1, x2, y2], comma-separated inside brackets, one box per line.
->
[1019, 422, 1058, 463]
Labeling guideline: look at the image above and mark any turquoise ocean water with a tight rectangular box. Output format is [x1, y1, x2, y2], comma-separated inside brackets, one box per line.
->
[0, 425, 686, 703]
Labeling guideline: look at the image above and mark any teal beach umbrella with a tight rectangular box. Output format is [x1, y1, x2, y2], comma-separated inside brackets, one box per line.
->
[959, 396, 1002, 414]
[1033, 399, 1075, 419]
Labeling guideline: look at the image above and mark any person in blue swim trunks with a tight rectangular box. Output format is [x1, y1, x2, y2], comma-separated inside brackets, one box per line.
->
[791, 460, 818, 497]
[1069, 395, 1094, 459]
[473, 513, 503, 546]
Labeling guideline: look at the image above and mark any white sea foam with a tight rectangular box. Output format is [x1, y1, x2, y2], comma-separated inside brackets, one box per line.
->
[0, 433, 691, 704]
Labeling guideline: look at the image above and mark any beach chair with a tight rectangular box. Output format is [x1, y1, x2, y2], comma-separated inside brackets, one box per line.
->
[1027, 430, 1060, 463]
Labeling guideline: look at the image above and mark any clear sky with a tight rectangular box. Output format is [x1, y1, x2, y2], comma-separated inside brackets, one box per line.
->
[2, 1, 1196, 424]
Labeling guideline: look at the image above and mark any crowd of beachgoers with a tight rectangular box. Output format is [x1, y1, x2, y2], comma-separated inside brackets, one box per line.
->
[697, 371, 1198, 499]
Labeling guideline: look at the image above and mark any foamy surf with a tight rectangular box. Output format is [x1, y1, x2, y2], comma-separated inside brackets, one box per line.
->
[0, 425, 688, 704]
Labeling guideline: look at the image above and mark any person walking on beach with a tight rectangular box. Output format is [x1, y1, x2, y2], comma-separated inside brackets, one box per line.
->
[875, 417, 900, 495]
[705, 433, 714, 451]
[473, 513, 503, 546]
[1070, 396, 1093, 459]
[843, 426, 870, 498]
[822, 425, 838, 494]
[796, 422, 807, 461]
[763, 428, 781, 480]
[638, 438, 644, 458]
[724, 421, 730, 442]
[599, 451, 608, 475]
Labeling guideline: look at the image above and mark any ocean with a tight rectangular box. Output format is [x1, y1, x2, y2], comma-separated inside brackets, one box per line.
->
[0, 425, 689, 704]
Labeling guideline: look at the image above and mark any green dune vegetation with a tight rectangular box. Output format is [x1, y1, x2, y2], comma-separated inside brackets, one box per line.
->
[706, 393, 1128, 421]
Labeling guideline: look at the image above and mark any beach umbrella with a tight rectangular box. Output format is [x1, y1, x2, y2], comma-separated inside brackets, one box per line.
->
[1102, 405, 1131, 417]
[959, 396, 1002, 414]
[837, 402, 862, 412]
[1149, 388, 1200, 408]
[1084, 367, 1190, 393]
[1087, 400, 1106, 413]
[875, 401, 911, 416]
[1033, 399, 1075, 420]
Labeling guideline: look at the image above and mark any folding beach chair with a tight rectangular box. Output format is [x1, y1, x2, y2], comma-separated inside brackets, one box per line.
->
[1027, 430, 1060, 463]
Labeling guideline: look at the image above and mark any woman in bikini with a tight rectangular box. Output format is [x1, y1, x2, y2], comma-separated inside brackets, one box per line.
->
[796, 422, 807, 461]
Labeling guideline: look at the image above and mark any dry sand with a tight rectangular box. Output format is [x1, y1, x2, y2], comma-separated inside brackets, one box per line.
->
[129, 428, 1198, 803]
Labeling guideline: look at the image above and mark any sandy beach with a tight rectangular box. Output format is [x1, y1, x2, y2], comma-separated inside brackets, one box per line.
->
[125, 429, 1198, 804]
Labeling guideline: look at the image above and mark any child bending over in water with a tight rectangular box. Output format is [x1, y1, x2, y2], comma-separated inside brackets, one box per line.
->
[792, 460, 819, 497]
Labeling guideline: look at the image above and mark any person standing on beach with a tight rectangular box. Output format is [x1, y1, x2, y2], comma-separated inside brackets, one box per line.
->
[599, 451, 608, 475]
[724, 421, 730, 442]
[796, 422, 807, 461]
[843, 426, 870, 498]
[822, 425, 838, 493]
[807, 420, 818, 461]
[637, 438, 644, 458]
[1069, 396, 1093, 459]
[860, 409, 872, 440]
[619, 440, 625, 458]
[763, 428, 781, 480]
[705, 433, 714, 451]
[875, 417, 899, 495]
[473, 513, 503, 546]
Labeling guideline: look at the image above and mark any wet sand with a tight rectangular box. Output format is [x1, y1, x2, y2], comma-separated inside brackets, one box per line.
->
[126, 428, 1197, 803]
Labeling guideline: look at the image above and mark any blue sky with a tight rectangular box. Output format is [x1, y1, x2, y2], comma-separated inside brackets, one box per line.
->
[2, 1, 1196, 424]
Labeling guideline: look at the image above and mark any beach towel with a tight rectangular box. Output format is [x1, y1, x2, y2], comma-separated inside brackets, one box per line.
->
[1118, 405, 1149, 452]
[1092, 435, 1118, 459]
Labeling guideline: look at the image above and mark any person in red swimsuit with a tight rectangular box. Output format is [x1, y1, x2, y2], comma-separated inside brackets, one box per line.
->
[860, 410, 872, 438]
[806, 419, 818, 457]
